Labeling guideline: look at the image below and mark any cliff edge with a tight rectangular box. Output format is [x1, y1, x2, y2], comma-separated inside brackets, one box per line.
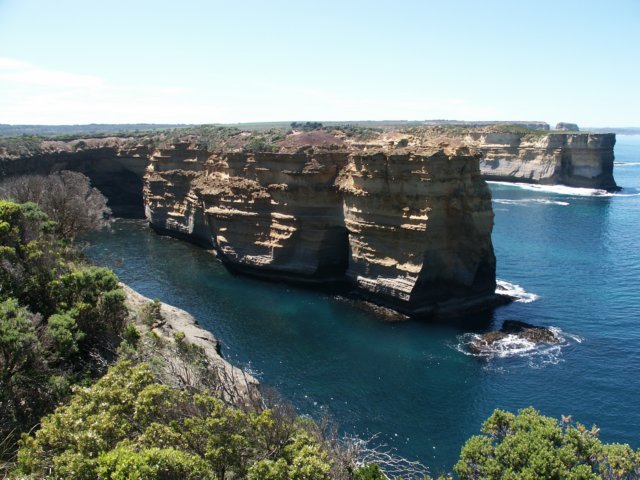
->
[0, 124, 618, 317]
[144, 134, 503, 318]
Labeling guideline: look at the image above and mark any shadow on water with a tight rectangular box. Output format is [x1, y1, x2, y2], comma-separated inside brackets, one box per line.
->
[83, 138, 640, 472]
[84, 219, 501, 470]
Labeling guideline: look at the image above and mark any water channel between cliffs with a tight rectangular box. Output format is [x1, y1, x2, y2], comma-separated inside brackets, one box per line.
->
[85, 135, 640, 472]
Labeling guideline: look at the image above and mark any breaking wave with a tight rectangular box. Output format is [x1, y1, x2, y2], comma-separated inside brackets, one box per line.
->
[493, 198, 570, 206]
[455, 327, 583, 368]
[489, 181, 640, 198]
[614, 162, 640, 166]
[496, 279, 539, 303]
[487, 181, 610, 196]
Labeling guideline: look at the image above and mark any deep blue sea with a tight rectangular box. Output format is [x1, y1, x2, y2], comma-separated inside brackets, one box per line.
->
[85, 135, 640, 474]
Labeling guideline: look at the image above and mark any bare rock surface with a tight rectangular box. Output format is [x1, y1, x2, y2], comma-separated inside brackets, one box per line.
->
[468, 320, 561, 355]
[143, 140, 503, 318]
[122, 284, 259, 403]
[0, 125, 619, 317]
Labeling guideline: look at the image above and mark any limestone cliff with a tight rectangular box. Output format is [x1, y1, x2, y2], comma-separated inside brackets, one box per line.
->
[143, 136, 501, 318]
[0, 137, 150, 216]
[461, 131, 617, 190]
[0, 125, 619, 315]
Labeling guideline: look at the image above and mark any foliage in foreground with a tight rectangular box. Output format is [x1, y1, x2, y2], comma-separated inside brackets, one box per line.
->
[1, 179, 638, 479]
[0, 170, 111, 240]
[454, 407, 640, 480]
[0, 199, 126, 458]
[17, 360, 336, 479]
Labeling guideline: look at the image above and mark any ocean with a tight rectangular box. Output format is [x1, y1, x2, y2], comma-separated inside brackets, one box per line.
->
[85, 135, 640, 474]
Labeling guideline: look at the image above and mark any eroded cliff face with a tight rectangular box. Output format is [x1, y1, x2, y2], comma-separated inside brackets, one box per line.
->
[144, 140, 500, 317]
[338, 149, 496, 316]
[0, 125, 617, 316]
[0, 137, 150, 216]
[461, 132, 617, 190]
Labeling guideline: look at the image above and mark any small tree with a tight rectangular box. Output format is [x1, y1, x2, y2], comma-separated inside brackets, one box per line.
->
[455, 407, 640, 480]
[0, 171, 111, 240]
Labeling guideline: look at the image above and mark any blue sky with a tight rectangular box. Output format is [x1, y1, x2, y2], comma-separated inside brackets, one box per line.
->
[0, 0, 638, 126]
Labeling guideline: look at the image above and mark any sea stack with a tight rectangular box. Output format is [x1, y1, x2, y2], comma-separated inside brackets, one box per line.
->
[144, 136, 502, 318]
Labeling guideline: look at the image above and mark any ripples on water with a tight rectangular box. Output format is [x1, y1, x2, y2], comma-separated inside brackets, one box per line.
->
[85, 135, 640, 474]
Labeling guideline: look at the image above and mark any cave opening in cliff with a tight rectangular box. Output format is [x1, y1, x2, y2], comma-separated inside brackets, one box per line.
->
[85, 168, 145, 219]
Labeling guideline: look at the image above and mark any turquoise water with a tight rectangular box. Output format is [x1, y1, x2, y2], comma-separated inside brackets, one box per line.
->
[85, 135, 640, 473]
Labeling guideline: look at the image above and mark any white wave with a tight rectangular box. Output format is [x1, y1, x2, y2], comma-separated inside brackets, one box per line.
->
[488, 181, 610, 197]
[610, 190, 640, 197]
[493, 198, 570, 206]
[496, 279, 539, 303]
[614, 162, 640, 166]
[455, 326, 583, 368]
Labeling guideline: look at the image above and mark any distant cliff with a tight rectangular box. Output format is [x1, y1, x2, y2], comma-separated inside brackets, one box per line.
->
[461, 131, 617, 190]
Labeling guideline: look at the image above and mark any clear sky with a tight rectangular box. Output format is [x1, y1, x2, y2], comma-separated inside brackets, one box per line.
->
[0, 0, 638, 126]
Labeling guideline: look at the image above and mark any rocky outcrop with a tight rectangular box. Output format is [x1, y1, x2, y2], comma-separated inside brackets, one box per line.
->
[555, 122, 580, 131]
[337, 148, 497, 316]
[0, 125, 619, 315]
[144, 140, 504, 318]
[122, 284, 259, 405]
[467, 320, 561, 355]
[460, 132, 617, 190]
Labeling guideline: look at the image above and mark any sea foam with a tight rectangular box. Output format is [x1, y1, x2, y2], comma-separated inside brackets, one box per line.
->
[487, 181, 610, 196]
[493, 198, 570, 206]
[455, 326, 583, 369]
[496, 279, 539, 303]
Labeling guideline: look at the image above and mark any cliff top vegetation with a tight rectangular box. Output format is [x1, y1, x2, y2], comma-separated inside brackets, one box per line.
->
[0, 121, 608, 161]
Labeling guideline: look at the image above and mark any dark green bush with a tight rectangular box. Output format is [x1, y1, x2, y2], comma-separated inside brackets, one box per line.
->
[454, 407, 640, 480]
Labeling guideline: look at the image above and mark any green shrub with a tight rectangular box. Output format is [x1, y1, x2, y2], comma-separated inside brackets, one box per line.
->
[97, 445, 211, 480]
[51, 266, 126, 338]
[122, 324, 141, 347]
[16, 360, 337, 479]
[353, 463, 387, 479]
[141, 299, 162, 327]
[46, 313, 85, 358]
[454, 407, 640, 480]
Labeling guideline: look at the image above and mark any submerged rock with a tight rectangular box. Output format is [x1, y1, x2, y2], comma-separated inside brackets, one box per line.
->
[468, 320, 561, 354]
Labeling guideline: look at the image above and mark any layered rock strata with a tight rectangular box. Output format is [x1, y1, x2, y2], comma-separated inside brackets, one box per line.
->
[0, 125, 619, 315]
[460, 132, 617, 190]
[144, 141, 502, 317]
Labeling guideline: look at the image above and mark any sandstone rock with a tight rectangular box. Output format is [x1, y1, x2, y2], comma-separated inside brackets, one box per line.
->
[122, 284, 259, 405]
[0, 125, 619, 317]
[555, 122, 580, 131]
[142, 142, 503, 318]
[462, 131, 617, 190]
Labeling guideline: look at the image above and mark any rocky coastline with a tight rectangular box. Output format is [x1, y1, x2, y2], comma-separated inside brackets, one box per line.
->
[0, 125, 618, 318]
[122, 283, 260, 404]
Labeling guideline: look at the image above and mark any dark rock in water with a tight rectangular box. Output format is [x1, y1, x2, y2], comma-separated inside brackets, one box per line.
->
[334, 296, 409, 322]
[468, 320, 561, 354]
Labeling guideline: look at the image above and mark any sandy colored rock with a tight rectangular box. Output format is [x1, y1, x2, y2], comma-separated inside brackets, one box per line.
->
[122, 284, 259, 403]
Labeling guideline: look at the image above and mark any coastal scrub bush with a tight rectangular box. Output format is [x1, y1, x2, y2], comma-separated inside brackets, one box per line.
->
[50, 266, 127, 339]
[454, 407, 640, 479]
[0, 171, 111, 240]
[16, 360, 337, 479]
[45, 312, 85, 359]
[243, 136, 279, 153]
[0, 199, 130, 463]
[141, 298, 163, 327]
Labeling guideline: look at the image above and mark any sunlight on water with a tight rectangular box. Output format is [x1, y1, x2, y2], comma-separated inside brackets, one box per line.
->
[85, 135, 640, 472]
